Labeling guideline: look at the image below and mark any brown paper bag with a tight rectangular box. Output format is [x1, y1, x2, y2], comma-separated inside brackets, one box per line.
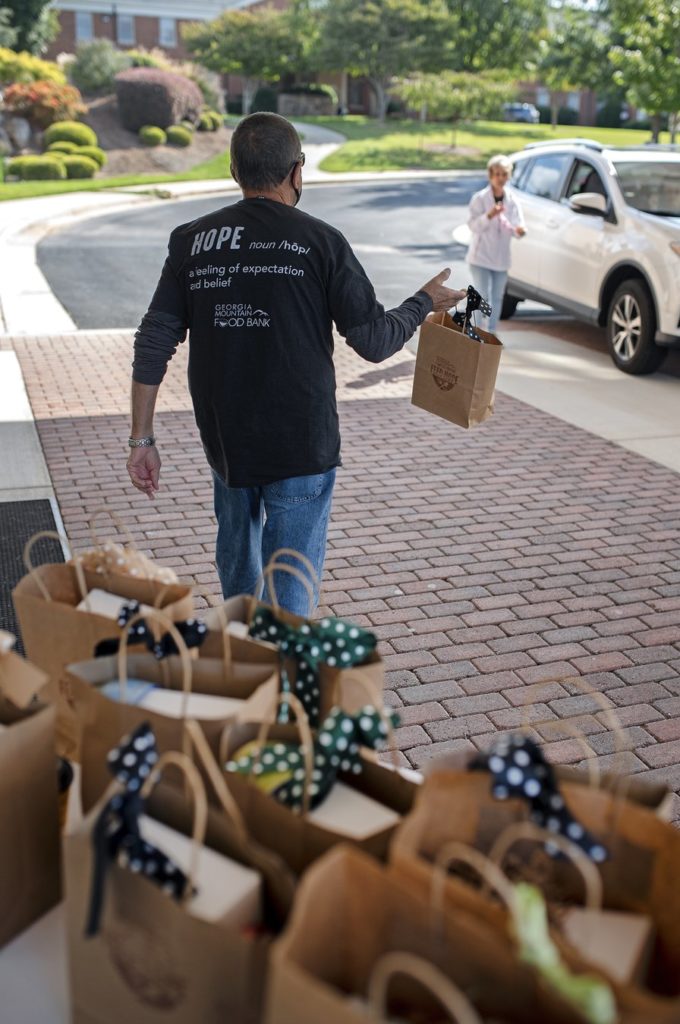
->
[13, 531, 194, 754]
[264, 845, 608, 1024]
[393, 767, 680, 1014]
[65, 610, 279, 810]
[0, 632, 61, 947]
[220, 693, 417, 876]
[411, 311, 502, 428]
[64, 732, 292, 1024]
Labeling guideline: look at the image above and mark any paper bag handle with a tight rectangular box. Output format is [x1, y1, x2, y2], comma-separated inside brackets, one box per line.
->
[140, 749, 207, 899]
[267, 548, 320, 588]
[205, 600, 233, 679]
[256, 563, 315, 618]
[221, 691, 314, 816]
[532, 718, 601, 789]
[183, 719, 248, 846]
[431, 840, 518, 921]
[22, 529, 72, 602]
[88, 506, 140, 560]
[488, 822, 603, 911]
[117, 608, 193, 716]
[368, 953, 482, 1024]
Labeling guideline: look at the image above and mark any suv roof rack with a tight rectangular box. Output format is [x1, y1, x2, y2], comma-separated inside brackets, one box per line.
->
[524, 138, 604, 152]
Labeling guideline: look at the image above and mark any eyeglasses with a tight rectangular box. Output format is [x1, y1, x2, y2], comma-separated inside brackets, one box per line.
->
[289, 152, 305, 173]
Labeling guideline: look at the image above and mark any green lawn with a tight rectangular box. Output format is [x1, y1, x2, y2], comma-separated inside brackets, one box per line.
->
[299, 116, 666, 172]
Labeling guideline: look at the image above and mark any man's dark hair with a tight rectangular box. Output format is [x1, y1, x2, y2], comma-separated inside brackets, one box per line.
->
[230, 112, 302, 191]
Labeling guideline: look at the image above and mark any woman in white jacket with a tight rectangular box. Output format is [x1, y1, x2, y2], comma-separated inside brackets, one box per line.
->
[467, 154, 526, 333]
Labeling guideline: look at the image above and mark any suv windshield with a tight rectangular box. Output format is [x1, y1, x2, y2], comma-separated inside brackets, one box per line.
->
[613, 160, 680, 216]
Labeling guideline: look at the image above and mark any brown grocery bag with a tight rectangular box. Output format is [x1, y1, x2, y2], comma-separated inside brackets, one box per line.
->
[0, 631, 61, 947]
[392, 766, 680, 1014]
[66, 610, 279, 810]
[264, 845, 608, 1024]
[220, 693, 417, 876]
[203, 553, 384, 725]
[64, 725, 295, 1024]
[13, 530, 194, 755]
[411, 311, 502, 428]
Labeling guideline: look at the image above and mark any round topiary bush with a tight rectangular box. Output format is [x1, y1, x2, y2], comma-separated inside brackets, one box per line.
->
[139, 125, 166, 146]
[197, 112, 213, 132]
[115, 67, 203, 132]
[77, 145, 107, 168]
[166, 124, 192, 147]
[47, 140, 79, 154]
[43, 120, 98, 148]
[180, 119, 195, 132]
[60, 154, 99, 179]
[7, 155, 67, 180]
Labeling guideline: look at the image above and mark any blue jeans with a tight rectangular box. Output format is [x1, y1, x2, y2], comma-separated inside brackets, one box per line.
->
[213, 469, 336, 616]
[469, 265, 508, 334]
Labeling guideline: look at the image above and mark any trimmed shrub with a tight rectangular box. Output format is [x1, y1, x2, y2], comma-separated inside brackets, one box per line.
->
[127, 48, 168, 69]
[180, 119, 195, 132]
[251, 86, 278, 113]
[69, 39, 132, 94]
[61, 154, 98, 179]
[6, 155, 67, 180]
[138, 125, 166, 146]
[115, 67, 203, 131]
[77, 144, 107, 167]
[166, 124, 192, 147]
[0, 47, 65, 86]
[44, 120, 97, 147]
[3, 81, 86, 128]
[198, 110, 222, 131]
[47, 140, 79, 154]
[284, 82, 339, 106]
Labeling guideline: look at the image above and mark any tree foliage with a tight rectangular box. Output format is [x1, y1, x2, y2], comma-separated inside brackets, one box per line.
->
[182, 7, 302, 115]
[608, 0, 680, 138]
[443, 0, 546, 73]
[532, 6, 611, 127]
[316, 0, 451, 121]
[0, 7, 18, 49]
[395, 71, 512, 124]
[0, 0, 58, 54]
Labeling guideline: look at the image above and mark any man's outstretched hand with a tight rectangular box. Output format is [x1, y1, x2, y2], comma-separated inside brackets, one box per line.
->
[127, 446, 161, 499]
[420, 268, 467, 312]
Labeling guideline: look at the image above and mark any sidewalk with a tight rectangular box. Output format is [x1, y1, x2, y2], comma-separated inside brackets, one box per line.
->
[3, 324, 679, 809]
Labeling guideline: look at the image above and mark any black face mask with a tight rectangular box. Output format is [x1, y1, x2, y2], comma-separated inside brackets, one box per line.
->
[290, 167, 302, 206]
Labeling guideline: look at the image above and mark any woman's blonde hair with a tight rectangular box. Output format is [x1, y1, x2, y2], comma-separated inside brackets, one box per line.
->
[487, 154, 513, 175]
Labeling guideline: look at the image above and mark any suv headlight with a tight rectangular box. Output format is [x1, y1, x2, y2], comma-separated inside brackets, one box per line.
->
[672, 242, 680, 257]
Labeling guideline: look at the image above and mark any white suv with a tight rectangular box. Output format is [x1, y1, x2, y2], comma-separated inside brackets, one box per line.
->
[503, 140, 680, 374]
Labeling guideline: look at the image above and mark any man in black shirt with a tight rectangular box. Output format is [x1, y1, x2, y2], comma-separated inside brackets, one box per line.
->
[128, 113, 464, 614]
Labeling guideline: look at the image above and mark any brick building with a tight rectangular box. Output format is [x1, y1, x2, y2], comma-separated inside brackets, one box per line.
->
[46, 0, 261, 61]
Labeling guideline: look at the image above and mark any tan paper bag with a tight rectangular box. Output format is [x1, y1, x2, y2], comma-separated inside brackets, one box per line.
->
[64, 731, 293, 1024]
[411, 311, 502, 428]
[0, 631, 61, 947]
[265, 845, 606, 1024]
[13, 531, 194, 753]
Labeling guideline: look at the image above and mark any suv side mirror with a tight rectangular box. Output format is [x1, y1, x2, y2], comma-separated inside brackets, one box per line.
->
[570, 192, 607, 216]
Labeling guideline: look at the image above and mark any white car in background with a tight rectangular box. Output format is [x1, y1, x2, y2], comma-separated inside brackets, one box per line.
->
[503, 140, 680, 374]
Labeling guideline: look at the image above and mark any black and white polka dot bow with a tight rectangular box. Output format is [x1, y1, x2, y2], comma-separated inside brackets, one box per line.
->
[226, 704, 399, 812]
[248, 608, 377, 727]
[93, 601, 208, 659]
[471, 732, 608, 863]
[86, 722, 188, 936]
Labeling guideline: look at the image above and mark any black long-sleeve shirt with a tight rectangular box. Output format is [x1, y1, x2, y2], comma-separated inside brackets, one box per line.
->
[133, 197, 432, 487]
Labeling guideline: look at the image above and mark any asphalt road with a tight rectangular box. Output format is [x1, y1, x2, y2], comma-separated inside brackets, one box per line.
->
[38, 176, 488, 329]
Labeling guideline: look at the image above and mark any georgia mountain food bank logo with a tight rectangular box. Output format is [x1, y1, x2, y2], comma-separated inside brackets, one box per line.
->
[214, 303, 271, 328]
[430, 356, 459, 391]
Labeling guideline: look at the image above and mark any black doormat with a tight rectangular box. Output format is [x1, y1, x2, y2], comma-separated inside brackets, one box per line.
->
[0, 500, 64, 654]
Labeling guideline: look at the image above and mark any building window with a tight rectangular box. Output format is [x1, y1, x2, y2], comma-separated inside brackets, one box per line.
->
[117, 14, 135, 45]
[75, 11, 94, 42]
[159, 17, 177, 48]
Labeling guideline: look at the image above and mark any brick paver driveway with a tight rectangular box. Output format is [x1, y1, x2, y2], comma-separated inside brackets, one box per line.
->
[6, 330, 680, 810]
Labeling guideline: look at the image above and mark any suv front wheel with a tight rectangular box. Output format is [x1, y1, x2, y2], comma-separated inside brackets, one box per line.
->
[606, 279, 666, 375]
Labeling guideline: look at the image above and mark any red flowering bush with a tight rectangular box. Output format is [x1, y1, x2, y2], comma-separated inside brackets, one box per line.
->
[3, 80, 86, 128]
[115, 67, 202, 131]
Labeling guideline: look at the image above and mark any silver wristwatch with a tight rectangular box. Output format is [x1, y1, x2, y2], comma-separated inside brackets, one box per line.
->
[128, 435, 155, 448]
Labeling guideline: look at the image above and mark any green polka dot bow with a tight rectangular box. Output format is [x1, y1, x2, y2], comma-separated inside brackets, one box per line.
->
[226, 704, 399, 812]
[248, 608, 378, 727]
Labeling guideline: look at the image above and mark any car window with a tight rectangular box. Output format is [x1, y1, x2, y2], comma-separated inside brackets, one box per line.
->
[565, 159, 607, 200]
[511, 158, 531, 190]
[612, 160, 680, 216]
[522, 154, 571, 201]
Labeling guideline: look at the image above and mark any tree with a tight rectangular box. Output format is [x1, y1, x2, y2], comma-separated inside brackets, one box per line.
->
[609, 0, 680, 142]
[0, 8, 18, 49]
[443, 0, 546, 74]
[532, 6, 611, 128]
[395, 71, 511, 130]
[317, 0, 451, 122]
[1, 0, 58, 54]
[182, 7, 302, 115]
